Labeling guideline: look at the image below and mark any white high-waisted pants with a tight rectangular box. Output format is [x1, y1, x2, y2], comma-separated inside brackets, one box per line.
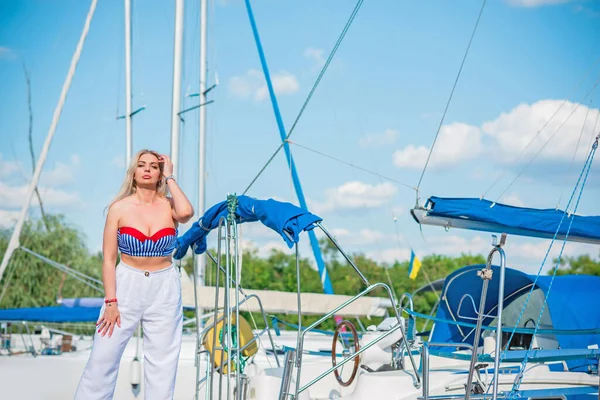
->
[74, 262, 183, 400]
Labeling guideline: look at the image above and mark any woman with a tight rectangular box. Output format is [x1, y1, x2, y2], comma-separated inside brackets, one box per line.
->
[75, 149, 194, 400]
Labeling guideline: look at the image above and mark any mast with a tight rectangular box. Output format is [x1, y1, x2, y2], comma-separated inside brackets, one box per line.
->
[124, 0, 133, 166]
[0, 0, 99, 283]
[196, 0, 208, 285]
[243, 0, 335, 297]
[169, 0, 184, 175]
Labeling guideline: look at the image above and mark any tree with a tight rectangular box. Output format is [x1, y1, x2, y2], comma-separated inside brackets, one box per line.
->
[554, 253, 600, 276]
[0, 215, 102, 308]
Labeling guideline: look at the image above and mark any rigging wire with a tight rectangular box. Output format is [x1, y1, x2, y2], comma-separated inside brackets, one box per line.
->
[332, 105, 399, 302]
[585, 98, 600, 151]
[242, 0, 365, 195]
[288, 140, 417, 192]
[556, 99, 593, 209]
[507, 136, 598, 397]
[0, 261, 18, 305]
[494, 73, 600, 205]
[482, 56, 600, 199]
[20, 247, 104, 292]
[415, 0, 487, 196]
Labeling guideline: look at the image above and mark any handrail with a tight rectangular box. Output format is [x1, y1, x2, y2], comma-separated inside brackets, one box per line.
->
[317, 223, 370, 286]
[293, 282, 421, 398]
[396, 292, 416, 367]
[398, 292, 414, 313]
[421, 342, 475, 400]
[298, 322, 405, 394]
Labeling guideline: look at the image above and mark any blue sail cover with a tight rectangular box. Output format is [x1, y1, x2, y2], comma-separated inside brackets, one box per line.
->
[60, 297, 104, 308]
[174, 196, 322, 260]
[0, 306, 101, 323]
[431, 265, 600, 371]
[416, 197, 600, 244]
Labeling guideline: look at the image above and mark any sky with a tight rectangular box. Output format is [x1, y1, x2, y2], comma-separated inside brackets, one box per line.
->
[1, 0, 600, 279]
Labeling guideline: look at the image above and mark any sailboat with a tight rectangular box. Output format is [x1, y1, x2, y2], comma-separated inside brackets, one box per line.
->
[2, 1, 600, 400]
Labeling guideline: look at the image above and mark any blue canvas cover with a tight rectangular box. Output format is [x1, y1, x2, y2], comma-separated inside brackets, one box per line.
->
[174, 196, 322, 259]
[417, 197, 600, 244]
[59, 297, 103, 308]
[0, 306, 101, 323]
[430, 265, 600, 371]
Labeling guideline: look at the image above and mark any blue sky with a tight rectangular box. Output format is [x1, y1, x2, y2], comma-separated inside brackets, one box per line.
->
[1, 0, 600, 276]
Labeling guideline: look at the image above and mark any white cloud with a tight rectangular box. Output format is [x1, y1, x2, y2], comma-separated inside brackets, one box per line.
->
[482, 100, 599, 163]
[367, 248, 412, 265]
[0, 154, 21, 178]
[425, 234, 492, 257]
[41, 161, 75, 187]
[241, 239, 290, 259]
[393, 123, 483, 169]
[35, 154, 80, 187]
[228, 69, 299, 102]
[228, 71, 256, 98]
[304, 47, 325, 69]
[327, 228, 385, 246]
[311, 181, 397, 213]
[393, 100, 599, 171]
[506, 0, 572, 7]
[255, 72, 299, 101]
[359, 129, 399, 148]
[0, 210, 20, 228]
[0, 181, 83, 210]
[0, 153, 80, 187]
[501, 193, 525, 207]
[0, 46, 16, 60]
[239, 222, 280, 241]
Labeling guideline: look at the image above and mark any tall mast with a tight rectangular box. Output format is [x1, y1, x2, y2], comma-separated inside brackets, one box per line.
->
[0, 0, 99, 282]
[124, 0, 133, 166]
[169, 0, 184, 176]
[196, 0, 208, 285]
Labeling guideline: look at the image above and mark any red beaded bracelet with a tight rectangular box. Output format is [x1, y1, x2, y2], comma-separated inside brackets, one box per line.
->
[104, 298, 118, 304]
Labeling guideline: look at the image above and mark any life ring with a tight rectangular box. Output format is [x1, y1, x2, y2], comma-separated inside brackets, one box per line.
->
[203, 313, 258, 373]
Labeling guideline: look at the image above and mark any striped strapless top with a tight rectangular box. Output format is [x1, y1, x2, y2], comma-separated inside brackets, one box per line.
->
[117, 227, 178, 257]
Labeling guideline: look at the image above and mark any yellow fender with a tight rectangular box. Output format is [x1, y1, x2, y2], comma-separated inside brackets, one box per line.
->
[203, 313, 258, 373]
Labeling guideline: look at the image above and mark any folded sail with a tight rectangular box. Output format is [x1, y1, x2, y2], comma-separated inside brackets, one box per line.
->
[411, 196, 600, 245]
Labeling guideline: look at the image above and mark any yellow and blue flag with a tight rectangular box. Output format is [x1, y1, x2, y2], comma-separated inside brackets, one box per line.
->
[408, 249, 422, 280]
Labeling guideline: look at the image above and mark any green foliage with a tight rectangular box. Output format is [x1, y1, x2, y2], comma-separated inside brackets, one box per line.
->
[183, 238, 486, 331]
[14, 214, 598, 336]
[554, 252, 600, 276]
[0, 215, 103, 309]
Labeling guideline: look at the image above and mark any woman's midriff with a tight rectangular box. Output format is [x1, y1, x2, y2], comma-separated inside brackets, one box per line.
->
[120, 254, 173, 271]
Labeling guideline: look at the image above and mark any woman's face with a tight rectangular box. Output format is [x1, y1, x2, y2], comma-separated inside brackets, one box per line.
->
[134, 153, 162, 187]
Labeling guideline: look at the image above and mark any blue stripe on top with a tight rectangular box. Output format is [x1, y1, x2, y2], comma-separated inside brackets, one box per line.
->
[117, 227, 178, 257]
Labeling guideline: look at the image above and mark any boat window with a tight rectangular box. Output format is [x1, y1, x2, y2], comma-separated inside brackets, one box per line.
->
[483, 288, 558, 350]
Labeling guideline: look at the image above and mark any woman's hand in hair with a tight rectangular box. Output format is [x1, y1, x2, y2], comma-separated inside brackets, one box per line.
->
[159, 155, 174, 177]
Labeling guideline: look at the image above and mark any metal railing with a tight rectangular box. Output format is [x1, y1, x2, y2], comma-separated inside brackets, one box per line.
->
[421, 342, 475, 400]
[283, 222, 424, 399]
[292, 293, 407, 397]
[197, 214, 283, 400]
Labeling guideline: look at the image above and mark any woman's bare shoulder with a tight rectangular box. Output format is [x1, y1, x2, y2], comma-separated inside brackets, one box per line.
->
[108, 196, 134, 216]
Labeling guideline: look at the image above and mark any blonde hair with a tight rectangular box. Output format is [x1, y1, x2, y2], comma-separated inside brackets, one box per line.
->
[108, 149, 167, 209]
